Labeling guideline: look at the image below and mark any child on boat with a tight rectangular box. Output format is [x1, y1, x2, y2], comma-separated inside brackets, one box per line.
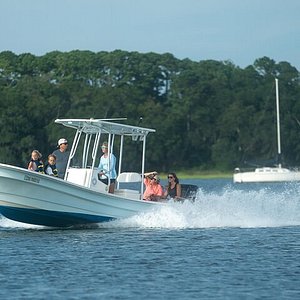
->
[44, 154, 58, 177]
[28, 150, 44, 173]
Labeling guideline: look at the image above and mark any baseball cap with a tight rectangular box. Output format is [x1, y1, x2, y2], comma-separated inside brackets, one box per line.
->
[58, 138, 68, 146]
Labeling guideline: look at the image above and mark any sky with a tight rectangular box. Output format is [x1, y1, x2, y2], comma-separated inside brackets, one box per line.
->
[0, 0, 299, 70]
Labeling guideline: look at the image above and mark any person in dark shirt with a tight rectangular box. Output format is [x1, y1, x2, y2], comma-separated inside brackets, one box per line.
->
[163, 172, 181, 200]
[52, 138, 70, 179]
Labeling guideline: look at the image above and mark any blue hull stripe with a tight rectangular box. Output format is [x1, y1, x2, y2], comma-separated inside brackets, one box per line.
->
[0, 205, 113, 227]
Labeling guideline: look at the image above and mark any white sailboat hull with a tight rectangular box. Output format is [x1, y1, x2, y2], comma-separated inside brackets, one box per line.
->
[233, 167, 300, 183]
[0, 163, 159, 227]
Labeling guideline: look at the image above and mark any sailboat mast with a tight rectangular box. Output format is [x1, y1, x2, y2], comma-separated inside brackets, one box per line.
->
[275, 78, 281, 168]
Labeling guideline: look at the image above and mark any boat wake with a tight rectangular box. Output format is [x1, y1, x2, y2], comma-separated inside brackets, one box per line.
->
[1, 185, 300, 230]
[99, 184, 300, 229]
[0, 217, 44, 230]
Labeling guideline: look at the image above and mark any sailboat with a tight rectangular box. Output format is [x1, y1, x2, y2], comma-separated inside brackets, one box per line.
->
[233, 78, 300, 183]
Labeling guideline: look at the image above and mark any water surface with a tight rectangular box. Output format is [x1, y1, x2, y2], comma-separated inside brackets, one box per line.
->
[1, 179, 300, 299]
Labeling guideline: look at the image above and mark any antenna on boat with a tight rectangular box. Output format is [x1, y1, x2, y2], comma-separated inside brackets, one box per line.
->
[99, 118, 127, 122]
[275, 78, 282, 168]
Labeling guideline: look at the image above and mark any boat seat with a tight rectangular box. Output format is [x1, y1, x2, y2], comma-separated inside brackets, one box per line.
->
[114, 189, 140, 200]
[117, 172, 142, 183]
[116, 172, 142, 200]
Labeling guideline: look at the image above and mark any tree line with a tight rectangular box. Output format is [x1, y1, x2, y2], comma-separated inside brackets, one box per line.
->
[0, 50, 300, 172]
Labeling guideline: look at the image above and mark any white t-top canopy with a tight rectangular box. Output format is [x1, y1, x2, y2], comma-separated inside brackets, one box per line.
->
[55, 118, 155, 137]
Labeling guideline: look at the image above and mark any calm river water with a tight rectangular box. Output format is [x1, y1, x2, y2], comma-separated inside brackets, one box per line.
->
[1, 179, 300, 299]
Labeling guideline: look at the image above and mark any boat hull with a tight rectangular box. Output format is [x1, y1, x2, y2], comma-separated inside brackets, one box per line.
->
[0, 206, 113, 227]
[233, 167, 300, 183]
[0, 163, 158, 227]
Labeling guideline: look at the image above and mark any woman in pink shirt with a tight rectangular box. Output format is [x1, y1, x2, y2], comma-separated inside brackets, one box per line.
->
[143, 172, 164, 201]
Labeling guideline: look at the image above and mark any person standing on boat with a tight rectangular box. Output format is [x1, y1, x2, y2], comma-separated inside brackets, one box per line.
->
[44, 154, 58, 177]
[98, 142, 117, 193]
[143, 172, 164, 201]
[52, 138, 70, 179]
[28, 150, 44, 173]
[163, 172, 181, 200]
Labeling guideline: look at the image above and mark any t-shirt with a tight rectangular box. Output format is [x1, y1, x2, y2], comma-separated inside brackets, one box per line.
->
[143, 178, 163, 200]
[98, 154, 117, 179]
[52, 149, 70, 179]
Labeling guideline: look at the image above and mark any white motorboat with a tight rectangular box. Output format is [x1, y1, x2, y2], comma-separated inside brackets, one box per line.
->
[233, 166, 300, 183]
[0, 118, 164, 227]
[233, 79, 300, 183]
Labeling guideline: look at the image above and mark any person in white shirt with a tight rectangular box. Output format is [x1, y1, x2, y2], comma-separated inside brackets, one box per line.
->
[98, 142, 117, 193]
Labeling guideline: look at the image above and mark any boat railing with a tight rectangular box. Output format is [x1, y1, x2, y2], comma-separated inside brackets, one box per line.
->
[65, 168, 142, 199]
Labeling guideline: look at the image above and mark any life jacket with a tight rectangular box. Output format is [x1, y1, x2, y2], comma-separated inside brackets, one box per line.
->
[32, 160, 44, 173]
[45, 164, 58, 177]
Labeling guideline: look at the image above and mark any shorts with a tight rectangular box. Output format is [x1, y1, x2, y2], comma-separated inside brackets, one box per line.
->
[98, 176, 116, 185]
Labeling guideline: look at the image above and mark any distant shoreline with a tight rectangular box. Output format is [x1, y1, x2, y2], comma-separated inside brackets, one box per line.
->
[160, 171, 233, 180]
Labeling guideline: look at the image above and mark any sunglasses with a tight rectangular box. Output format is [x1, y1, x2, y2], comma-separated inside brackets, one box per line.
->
[168, 176, 174, 179]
